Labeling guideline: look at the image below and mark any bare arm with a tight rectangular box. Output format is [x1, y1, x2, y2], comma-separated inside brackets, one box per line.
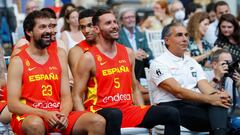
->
[58, 48, 72, 116]
[60, 32, 69, 51]
[159, 78, 230, 108]
[57, 39, 68, 54]
[68, 46, 84, 78]
[72, 52, 95, 111]
[7, 57, 47, 116]
[126, 47, 144, 106]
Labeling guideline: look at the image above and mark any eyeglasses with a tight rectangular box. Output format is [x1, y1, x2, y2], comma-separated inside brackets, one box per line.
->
[122, 15, 135, 20]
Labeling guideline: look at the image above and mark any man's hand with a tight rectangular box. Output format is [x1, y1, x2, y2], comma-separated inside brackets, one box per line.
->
[134, 49, 149, 61]
[43, 111, 65, 128]
[208, 91, 231, 108]
[233, 70, 240, 87]
[56, 114, 68, 130]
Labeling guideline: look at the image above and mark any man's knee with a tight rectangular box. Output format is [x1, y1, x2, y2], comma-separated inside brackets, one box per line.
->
[108, 108, 122, 120]
[22, 115, 45, 134]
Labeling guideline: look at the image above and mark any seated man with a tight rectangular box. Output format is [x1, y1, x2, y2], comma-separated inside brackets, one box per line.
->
[73, 9, 181, 135]
[150, 23, 231, 135]
[206, 49, 240, 134]
[0, 47, 11, 124]
[7, 10, 105, 135]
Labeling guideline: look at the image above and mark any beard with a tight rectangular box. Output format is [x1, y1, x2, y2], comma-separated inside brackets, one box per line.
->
[33, 33, 51, 49]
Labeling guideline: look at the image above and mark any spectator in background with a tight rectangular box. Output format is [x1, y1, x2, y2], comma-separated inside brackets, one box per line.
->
[56, 3, 75, 39]
[206, 2, 217, 23]
[205, 49, 240, 135]
[141, 0, 172, 31]
[118, 8, 153, 80]
[214, 14, 240, 62]
[187, 12, 220, 69]
[204, 1, 230, 46]
[169, 0, 185, 24]
[150, 23, 230, 135]
[61, 8, 85, 52]
[15, 0, 39, 41]
[183, 2, 203, 27]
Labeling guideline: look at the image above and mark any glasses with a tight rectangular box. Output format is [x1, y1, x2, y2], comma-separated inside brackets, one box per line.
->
[122, 15, 135, 20]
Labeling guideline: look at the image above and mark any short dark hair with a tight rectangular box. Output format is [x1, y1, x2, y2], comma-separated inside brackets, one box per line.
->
[79, 9, 96, 21]
[214, 1, 229, 12]
[162, 22, 183, 39]
[206, 2, 215, 13]
[211, 49, 230, 63]
[41, 8, 57, 19]
[92, 9, 112, 26]
[23, 10, 51, 41]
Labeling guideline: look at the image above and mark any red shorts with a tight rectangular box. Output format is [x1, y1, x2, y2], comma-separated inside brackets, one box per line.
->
[0, 100, 7, 112]
[121, 105, 150, 127]
[11, 111, 86, 135]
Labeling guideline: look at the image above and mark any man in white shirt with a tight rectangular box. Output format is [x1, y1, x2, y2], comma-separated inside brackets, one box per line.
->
[204, 1, 230, 46]
[150, 23, 231, 135]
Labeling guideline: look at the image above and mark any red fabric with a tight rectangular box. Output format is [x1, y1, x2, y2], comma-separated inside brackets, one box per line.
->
[77, 40, 92, 52]
[11, 111, 86, 135]
[85, 43, 150, 127]
[17, 47, 62, 110]
[0, 100, 7, 112]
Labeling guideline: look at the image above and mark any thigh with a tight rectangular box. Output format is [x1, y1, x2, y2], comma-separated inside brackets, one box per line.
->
[179, 102, 210, 131]
[63, 111, 85, 135]
[11, 114, 46, 135]
[138, 105, 180, 128]
[0, 105, 11, 124]
[69, 111, 104, 135]
[97, 108, 122, 121]
[121, 105, 150, 127]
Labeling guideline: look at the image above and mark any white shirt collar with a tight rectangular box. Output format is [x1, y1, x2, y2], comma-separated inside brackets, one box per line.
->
[165, 49, 187, 62]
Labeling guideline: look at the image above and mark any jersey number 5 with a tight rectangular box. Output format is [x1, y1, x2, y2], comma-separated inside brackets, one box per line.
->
[42, 85, 52, 96]
[114, 78, 120, 88]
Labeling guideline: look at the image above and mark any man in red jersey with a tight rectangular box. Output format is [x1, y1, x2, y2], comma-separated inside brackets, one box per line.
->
[72, 9, 181, 135]
[0, 47, 11, 124]
[7, 10, 105, 135]
[68, 9, 96, 77]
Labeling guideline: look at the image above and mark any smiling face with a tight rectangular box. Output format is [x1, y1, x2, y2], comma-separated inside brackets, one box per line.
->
[31, 18, 52, 49]
[96, 13, 119, 41]
[121, 11, 136, 29]
[79, 17, 96, 42]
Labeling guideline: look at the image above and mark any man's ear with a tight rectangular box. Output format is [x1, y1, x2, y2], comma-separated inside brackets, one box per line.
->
[26, 31, 32, 37]
[93, 25, 100, 34]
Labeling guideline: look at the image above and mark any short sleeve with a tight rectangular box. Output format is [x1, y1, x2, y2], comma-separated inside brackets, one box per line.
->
[149, 60, 172, 86]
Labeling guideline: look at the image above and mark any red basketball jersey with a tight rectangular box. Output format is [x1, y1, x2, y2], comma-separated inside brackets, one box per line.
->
[17, 47, 61, 111]
[77, 40, 92, 53]
[84, 44, 133, 112]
